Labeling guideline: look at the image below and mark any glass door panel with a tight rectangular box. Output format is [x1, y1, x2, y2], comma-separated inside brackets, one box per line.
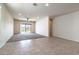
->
[20, 24, 31, 33]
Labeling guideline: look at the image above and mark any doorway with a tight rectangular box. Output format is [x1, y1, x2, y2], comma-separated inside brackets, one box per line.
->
[20, 23, 31, 33]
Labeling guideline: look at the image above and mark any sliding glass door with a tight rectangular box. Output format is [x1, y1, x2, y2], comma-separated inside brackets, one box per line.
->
[20, 23, 31, 33]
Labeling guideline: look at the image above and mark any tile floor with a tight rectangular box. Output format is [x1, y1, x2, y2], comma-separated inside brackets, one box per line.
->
[0, 37, 79, 55]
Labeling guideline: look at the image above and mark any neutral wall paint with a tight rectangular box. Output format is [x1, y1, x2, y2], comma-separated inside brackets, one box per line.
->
[14, 20, 35, 34]
[14, 20, 20, 34]
[36, 17, 49, 36]
[0, 4, 14, 48]
[0, 4, 1, 32]
[53, 11, 79, 42]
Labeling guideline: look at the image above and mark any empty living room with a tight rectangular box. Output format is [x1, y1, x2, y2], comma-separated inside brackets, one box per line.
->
[1, 2, 79, 57]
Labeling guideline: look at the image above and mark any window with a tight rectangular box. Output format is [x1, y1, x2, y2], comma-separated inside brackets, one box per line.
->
[20, 23, 31, 33]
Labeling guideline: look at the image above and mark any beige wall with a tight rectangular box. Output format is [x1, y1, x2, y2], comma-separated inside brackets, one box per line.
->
[14, 19, 35, 34]
[53, 11, 79, 42]
[14, 20, 20, 34]
[0, 4, 14, 48]
[36, 17, 49, 36]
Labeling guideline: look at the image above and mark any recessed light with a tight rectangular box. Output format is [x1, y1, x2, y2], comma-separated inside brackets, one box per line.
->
[45, 3, 49, 6]
[18, 13, 22, 16]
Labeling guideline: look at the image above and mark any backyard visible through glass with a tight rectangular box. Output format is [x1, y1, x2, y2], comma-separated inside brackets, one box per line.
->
[20, 24, 31, 33]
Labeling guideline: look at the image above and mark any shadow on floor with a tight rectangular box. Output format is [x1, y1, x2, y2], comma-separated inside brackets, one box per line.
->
[8, 33, 46, 42]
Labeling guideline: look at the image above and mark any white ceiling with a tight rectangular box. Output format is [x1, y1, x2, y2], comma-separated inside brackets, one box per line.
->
[5, 3, 79, 21]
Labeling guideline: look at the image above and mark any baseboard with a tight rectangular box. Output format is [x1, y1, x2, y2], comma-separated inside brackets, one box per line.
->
[0, 40, 7, 48]
[53, 36, 79, 43]
[0, 35, 13, 48]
